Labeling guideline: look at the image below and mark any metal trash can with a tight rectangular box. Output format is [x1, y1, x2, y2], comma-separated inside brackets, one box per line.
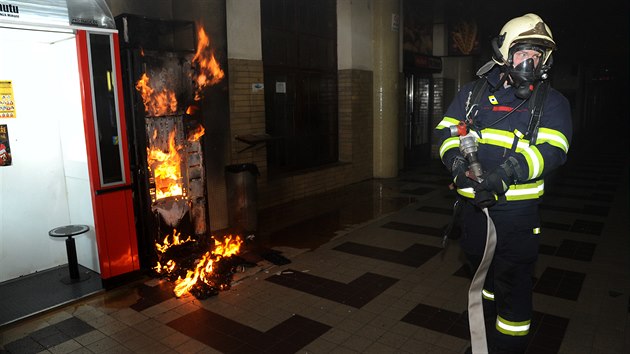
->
[225, 163, 260, 234]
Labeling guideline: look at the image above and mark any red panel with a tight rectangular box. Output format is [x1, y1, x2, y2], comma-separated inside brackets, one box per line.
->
[94, 190, 138, 276]
[76, 30, 139, 279]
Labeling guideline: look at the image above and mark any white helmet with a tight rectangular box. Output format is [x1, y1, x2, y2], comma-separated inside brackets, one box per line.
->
[492, 13, 556, 66]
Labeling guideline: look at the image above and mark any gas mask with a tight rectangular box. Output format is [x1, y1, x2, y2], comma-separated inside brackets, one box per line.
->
[506, 44, 548, 99]
[508, 57, 537, 99]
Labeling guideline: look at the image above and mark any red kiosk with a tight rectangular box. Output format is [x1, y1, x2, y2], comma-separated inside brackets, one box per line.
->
[0, 0, 139, 285]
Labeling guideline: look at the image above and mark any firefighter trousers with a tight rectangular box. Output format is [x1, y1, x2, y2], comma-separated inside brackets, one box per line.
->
[459, 201, 540, 354]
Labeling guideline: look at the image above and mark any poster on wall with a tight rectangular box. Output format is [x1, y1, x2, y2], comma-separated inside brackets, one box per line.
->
[446, 1, 481, 56]
[0, 80, 16, 118]
[448, 18, 481, 56]
[0, 124, 12, 166]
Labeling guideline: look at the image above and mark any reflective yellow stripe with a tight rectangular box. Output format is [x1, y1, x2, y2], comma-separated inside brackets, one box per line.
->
[456, 187, 476, 199]
[474, 127, 569, 156]
[439, 137, 460, 158]
[455, 181, 544, 201]
[435, 117, 460, 130]
[482, 289, 495, 300]
[496, 316, 530, 336]
[533, 227, 541, 234]
[517, 145, 544, 179]
[477, 128, 513, 149]
[504, 181, 544, 200]
[537, 127, 569, 153]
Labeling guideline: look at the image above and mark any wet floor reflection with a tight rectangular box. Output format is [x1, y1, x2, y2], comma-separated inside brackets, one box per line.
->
[256, 179, 418, 250]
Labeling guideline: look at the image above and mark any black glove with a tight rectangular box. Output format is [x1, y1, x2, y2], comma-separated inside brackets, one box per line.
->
[451, 156, 478, 189]
[476, 157, 523, 195]
[454, 169, 478, 189]
[473, 189, 497, 208]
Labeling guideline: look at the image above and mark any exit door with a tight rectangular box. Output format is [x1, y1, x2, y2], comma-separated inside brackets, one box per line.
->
[404, 74, 432, 168]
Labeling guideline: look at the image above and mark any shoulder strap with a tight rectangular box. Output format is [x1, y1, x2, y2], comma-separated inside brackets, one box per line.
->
[465, 78, 488, 114]
[524, 80, 550, 145]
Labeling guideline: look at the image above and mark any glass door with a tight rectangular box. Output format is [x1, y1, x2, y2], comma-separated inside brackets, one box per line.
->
[404, 73, 432, 168]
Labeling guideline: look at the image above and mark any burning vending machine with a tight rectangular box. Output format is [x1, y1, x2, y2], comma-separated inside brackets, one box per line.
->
[115, 15, 242, 298]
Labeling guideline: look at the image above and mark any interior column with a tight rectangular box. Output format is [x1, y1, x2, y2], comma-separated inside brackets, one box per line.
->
[372, 0, 400, 178]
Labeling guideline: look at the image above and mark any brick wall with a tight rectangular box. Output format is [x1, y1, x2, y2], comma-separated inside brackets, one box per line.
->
[228, 59, 373, 210]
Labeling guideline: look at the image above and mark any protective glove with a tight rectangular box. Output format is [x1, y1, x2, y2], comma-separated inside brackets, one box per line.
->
[451, 156, 478, 189]
[454, 169, 478, 189]
[473, 189, 497, 208]
[475, 157, 523, 195]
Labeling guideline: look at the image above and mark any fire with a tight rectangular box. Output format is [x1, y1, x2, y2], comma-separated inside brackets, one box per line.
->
[170, 234, 243, 298]
[155, 229, 194, 253]
[187, 124, 205, 142]
[154, 259, 176, 274]
[154, 229, 195, 274]
[192, 26, 224, 101]
[140, 24, 234, 299]
[186, 105, 199, 116]
[134, 24, 224, 113]
[147, 130, 184, 200]
[135, 73, 178, 116]
[153, 230, 244, 298]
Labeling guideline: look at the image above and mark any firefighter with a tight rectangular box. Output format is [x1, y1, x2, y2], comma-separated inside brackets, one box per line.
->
[434, 14, 573, 353]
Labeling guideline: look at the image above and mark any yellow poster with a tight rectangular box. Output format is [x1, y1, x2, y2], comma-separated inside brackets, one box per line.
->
[0, 80, 16, 118]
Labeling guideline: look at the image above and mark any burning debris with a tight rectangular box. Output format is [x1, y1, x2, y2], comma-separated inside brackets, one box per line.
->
[153, 230, 244, 299]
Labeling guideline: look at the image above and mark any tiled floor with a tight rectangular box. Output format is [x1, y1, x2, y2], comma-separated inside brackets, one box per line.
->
[1, 145, 629, 354]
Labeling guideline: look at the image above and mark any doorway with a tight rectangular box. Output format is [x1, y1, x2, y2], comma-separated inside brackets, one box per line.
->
[403, 73, 433, 168]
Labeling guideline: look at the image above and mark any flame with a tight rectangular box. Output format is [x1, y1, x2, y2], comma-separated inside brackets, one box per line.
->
[155, 229, 195, 253]
[187, 124, 205, 142]
[192, 26, 224, 101]
[154, 259, 176, 274]
[147, 130, 183, 200]
[186, 105, 199, 116]
[135, 73, 178, 116]
[172, 234, 243, 297]
[135, 25, 223, 113]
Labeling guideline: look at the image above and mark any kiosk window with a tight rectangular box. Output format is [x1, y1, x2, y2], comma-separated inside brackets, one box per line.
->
[89, 33, 124, 186]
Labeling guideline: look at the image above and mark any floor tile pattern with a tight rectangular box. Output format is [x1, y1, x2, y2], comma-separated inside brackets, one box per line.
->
[3, 318, 93, 354]
[265, 269, 398, 308]
[168, 308, 330, 354]
[1, 148, 628, 354]
[401, 303, 469, 339]
[533, 267, 586, 301]
[130, 281, 176, 312]
[332, 241, 442, 267]
[380, 221, 443, 237]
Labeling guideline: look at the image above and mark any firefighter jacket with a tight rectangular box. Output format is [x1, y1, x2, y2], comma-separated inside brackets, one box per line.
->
[435, 67, 572, 209]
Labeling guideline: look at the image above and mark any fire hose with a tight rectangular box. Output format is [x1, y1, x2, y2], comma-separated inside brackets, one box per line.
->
[450, 122, 497, 354]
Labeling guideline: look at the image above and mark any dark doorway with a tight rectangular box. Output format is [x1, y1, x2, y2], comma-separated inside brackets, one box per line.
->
[403, 73, 433, 168]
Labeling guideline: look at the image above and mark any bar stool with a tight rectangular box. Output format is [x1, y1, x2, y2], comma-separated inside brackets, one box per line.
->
[48, 224, 91, 284]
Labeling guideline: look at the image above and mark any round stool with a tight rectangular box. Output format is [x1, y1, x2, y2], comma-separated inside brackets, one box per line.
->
[49, 224, 90, 284]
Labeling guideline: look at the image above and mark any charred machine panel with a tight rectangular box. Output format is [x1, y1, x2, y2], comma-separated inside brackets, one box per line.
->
[115, 14, 209, 269]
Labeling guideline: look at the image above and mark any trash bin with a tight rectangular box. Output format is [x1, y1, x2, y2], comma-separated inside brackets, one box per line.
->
[225, 163, 260, 234]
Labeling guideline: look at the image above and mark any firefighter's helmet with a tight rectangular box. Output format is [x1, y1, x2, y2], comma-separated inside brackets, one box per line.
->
[492, 13, 556, 66]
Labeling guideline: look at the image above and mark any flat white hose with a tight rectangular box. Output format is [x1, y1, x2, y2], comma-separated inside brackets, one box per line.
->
[468, 208, 497, 353]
